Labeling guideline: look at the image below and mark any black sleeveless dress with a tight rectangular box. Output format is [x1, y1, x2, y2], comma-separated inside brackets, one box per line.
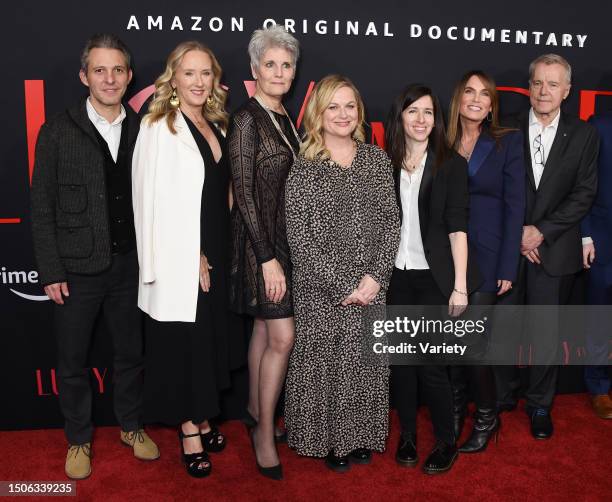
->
[143, 116, 235, 425]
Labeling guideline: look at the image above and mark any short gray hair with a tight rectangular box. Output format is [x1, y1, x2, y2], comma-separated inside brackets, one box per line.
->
[248, 25, 300, 69]
[529, 53, 572, 84]
[80, 33, 131, 72]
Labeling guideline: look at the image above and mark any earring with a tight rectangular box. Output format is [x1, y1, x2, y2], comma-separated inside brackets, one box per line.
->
[169, 88, 180, 108]
[206, 96, 214, 107]
[486, 111, 493, 122]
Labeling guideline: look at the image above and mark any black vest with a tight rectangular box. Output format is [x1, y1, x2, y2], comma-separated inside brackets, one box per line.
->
[91, 119, 136, 254]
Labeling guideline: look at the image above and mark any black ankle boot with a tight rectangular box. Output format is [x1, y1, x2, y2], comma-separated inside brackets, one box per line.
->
[458, 408, 500, 453]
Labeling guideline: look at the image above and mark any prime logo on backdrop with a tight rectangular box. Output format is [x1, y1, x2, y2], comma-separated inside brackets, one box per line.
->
[1, 267, 49, 301]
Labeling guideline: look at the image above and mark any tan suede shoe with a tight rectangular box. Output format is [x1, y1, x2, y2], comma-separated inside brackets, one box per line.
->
[65, 443, 92, 479]
[591, 395, 612, 419]
[120, 429, 160, 460]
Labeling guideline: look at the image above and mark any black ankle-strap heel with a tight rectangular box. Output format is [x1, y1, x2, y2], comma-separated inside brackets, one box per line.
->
[178, 429, 212, 478]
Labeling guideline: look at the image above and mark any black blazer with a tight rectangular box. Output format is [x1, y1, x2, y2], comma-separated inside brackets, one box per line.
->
[30, 98, 140, 285]
[393, 149, 482, 298]
[506, 111, 599, 276]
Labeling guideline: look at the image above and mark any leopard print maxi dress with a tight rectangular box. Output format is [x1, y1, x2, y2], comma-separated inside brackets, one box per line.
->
[284, 141, 400, 457]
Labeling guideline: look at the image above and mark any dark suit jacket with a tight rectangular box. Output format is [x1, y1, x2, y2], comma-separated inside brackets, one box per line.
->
[506, 111, 599, 277]
[582, 112, 612, 265]
[467, 130, 525, 291]
[393, 149, 482, 298]
[30, 98, 140, 286]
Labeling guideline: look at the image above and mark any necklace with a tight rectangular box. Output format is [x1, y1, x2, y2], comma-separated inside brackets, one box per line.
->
[403, 150, 426, 172]
[253, 94, 301, 160]
[459, 139, 475, 161]
[459, 134, 479, 161]
[182, 109, 207, 129]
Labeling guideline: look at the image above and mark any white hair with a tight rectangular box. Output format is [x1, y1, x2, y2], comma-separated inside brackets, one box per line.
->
[529, 53, 572, 84]
[248, 25, 300, 68]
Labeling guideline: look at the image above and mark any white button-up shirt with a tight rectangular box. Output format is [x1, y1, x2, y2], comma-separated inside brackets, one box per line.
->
[528, 107, 560, 189]
[86, 98, 126, 162]
[395, 153, 429, 270]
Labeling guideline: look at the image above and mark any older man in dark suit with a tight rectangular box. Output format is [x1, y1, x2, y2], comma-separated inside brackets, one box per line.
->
[495, 54, 599, 439]
[30, 34, 158, 479]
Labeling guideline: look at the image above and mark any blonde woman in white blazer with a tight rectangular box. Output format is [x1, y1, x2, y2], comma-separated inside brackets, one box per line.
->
[132, 41, 234, 478]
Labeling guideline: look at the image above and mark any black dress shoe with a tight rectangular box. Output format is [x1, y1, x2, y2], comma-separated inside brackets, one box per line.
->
[325, 451, 350, 473]
[530, 409, 553, 439]
[396, 432, 418, 467]
[422, 440, 458, 475]
[349, 448, 371, 464]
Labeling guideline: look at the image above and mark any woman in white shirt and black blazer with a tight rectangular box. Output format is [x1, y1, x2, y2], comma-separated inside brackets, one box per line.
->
[384, 84, 481, 475]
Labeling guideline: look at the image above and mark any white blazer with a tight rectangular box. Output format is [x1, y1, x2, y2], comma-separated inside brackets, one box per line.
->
[132, 112, 204, 322]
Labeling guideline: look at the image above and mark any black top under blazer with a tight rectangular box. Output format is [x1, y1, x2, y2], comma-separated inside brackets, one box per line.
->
[506, 111, 599, 276]
[30, 98, 140, 286]
[392, 149, 482, 298]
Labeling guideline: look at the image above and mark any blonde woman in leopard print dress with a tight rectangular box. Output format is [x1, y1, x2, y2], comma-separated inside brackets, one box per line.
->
[284, 75, 400, 472]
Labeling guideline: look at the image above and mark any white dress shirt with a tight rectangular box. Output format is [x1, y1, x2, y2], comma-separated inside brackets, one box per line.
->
[528, 107, 560, 189]
[395, 153, 429, 270]
[86, 98, 126, 162]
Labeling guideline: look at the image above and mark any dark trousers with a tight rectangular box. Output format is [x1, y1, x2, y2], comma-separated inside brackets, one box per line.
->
[388, 268, 455, 445]
[54, 250, 143, 444]
[584, 264, 612, 395]
[450, 292, 498, 414]
[494, 259, 575, 411]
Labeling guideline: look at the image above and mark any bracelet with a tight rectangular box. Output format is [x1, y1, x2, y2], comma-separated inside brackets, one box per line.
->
[453, 288, 468, 296]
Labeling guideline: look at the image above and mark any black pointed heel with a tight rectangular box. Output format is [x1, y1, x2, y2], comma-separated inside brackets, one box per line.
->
[249, 428, 283, 480]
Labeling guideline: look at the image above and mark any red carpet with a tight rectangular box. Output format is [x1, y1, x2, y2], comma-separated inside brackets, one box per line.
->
[1, 394, 610, 501]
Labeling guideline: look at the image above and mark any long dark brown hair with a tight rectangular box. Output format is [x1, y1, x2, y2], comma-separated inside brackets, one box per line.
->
[385, 84, 451, 173]
[447, 70, 514, 150]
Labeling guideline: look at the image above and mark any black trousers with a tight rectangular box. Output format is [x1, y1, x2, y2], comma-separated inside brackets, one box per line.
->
[388, 268, 455, 445]
[450, 292, 498, 413]
[494, 259, 575, 411]
[54, 250, 143, 444]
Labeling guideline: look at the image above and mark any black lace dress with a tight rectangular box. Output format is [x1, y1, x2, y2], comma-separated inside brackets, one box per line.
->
[228, 98, 299, 319]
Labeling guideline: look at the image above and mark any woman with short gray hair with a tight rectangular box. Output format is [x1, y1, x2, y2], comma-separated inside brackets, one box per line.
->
[228, 25, 301, 481]
[248, 25, 300, 69]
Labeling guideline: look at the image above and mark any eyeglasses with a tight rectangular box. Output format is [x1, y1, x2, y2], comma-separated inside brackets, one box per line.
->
[533, 133, 545, 167]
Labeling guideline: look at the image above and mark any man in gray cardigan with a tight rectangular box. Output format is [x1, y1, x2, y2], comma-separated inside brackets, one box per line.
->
[30, 34, 158, 479]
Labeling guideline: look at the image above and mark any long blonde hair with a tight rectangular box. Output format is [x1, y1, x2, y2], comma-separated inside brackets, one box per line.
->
[300, 75, 366, 161]
[144, 41, 228, 134]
